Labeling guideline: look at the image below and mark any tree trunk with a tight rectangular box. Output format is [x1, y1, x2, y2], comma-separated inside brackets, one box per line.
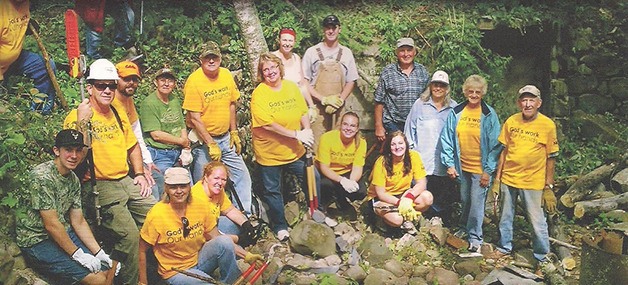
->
[560, 163, 617, 208]
[611, 168, 628, 193]
[573, 192, 628, 219]
[547, 215, 576, 270]
[232, 0, 268, 79]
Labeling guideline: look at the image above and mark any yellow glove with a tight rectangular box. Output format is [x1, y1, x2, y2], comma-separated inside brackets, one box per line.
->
[207, 142, 222, 162]
[321, 95, 343, 109]
[491, 179, 501, 196]
[404, 208, 422, 222]
[229, 130, 242, 155]
[325, 105, 338, 114]
[542, 187, 557, 214]
[307, 106, 319, 124]
[244, 252, 264, 267]
[397, 196, 414, 217]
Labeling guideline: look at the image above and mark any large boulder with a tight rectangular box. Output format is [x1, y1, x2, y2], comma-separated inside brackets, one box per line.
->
[357, 234, 393, 267]
[426, 267, 460, 285]
[364, 268, 397, 285]
[290, 220, 336, 257]
[578, 94, 616, 114]
[608, 77, 628, 100]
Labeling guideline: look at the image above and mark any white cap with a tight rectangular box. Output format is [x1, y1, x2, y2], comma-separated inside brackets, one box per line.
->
[86, 59, 120, 81]
[430, 70, 449, 85]
[518, 85, 541, 98]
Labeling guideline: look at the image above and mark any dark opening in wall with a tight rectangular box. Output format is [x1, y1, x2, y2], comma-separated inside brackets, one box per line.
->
[480, 24, 556, 115]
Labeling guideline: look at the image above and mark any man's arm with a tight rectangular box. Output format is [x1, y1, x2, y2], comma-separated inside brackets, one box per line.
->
[374, 103, 386, 142]
[128, 143, 151, 196]
[149, 130, 189, 148]
[229, 102, 237, 131]
[187, 111, 215, 145]
[222, 205, 247, 227]
[306, 79, 324, 103]
[339, 81, 355, 101]
[40, 209, 87, 255]
[69, 208, 101, 254]
[545, 156, 556, 186]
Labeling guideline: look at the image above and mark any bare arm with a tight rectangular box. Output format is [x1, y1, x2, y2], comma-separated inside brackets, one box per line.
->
[138, 238, 150, 285]
[69, 208, 101, 254]
[261, 123, 299, 139]
[222, 205, 247, 227]
[408, 177, 427, 197]
[129, 143, 151, 196]
[339, 81, 355, 101]
[545, 157, 556, 186]
[149, 130, 189, 148]
[374, 186, 401, 206]
[349, 165, 363, 182]
[374, 103, 386, 142]
[495, 146, 507, 181]
[318, 162, 342, 183]
[229, 102, 237, 131]
[306, 79, 324, 103]
[40, 209, 86, 255]
[187, 111, 215, 145]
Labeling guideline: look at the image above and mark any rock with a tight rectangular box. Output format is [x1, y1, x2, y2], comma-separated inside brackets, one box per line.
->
[0, 250, 14, 283]
[475, 272, 489, 282]
[578, 94, 615, 114]
[364, 268, 397, 285]
[572, 110, 627, 148]
[426, 267, 460, 285]
[396, 233, 418, 250]
[343, 265, 367, 282]
[412, 265, 431, 277]
[514, 249, 536, 268]
[429, 226, 448, 246]
[288, 253, 313, 268]
[425, 249, 440, 258]
[333, 222, 354, 235]
[294, 274, 317, 285]
[347, 248, 361, 266]
[336, 236, 351, 252]
[290, 220, 337, 257]
[608, 77, 628, 100]
[383, 259, 406, 277]
[408, 276, 429, 285]
[284, 201, 301, 227]
[455, 260, 482, 277]
[611, 168, 628, 193]
[552, 97, 575, 117]
[566, 75, 597, 94]
[463, 274, 475, 282]
[324, 254, 342, 266]
[357, 234, 393, 267]
[572, 27, 592, 52]
[316, 274, 349, 285]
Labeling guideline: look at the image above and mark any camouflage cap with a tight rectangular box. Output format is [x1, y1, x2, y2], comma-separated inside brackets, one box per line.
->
[199, 41, 222, 59]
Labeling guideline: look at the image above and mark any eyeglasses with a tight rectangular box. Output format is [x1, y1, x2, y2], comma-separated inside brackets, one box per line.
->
[92, 83, 117, 91]
[262, 65, 279, 74]
[181, 216, 190, 238]
[121, 76, 140, 83]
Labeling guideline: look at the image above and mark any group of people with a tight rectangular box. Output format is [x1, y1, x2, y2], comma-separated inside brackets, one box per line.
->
[12, 7, 561, 285]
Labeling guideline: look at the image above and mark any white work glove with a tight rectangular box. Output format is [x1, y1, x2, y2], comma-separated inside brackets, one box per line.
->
[95, 249, 121, 276]
[72, 248, 101, 273]
[340, 177, 359, 193]
[295, 129, 314, 148]
[179, 148, 193, 167]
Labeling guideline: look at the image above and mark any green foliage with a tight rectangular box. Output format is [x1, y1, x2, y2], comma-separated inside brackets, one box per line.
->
[591, 213, 622, 230]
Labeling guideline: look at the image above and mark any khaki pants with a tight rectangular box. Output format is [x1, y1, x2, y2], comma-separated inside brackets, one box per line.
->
[311, 103, 343, 151]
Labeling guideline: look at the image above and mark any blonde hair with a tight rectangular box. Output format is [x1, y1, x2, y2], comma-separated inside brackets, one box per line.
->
[256, 53, 285, 83]
[462, 74, 488, 95]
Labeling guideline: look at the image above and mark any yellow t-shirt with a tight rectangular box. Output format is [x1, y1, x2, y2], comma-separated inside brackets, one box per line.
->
[499, 113, 559, 190]
[111, 95, 139, 124]
[316, 129, 366, 175]
[182, 67, 240, 136]
[63, 108, 136, 180]
[0, 0, 29, 80]
[368, 150, 427, 198]
[456, 106, 482, 174]
[251, 80, 307, 166]
[190, 181, 233, 231]
[140, 197, 213, 279]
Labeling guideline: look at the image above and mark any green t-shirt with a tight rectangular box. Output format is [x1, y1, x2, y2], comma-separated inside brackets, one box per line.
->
[139, 92, 186, 149]
[16, 160, 82, 248]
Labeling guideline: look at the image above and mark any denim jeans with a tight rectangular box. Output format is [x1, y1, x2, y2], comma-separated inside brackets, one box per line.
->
[383, 121, 405, 133]
[258, 155, 320, 233]
[148, 146, 182, 200]
[85, 0, 134, 59]
[497, 184, 550, 261]
[191, 132, 252, 215]
[166, 235, 241, 285]
[4, 50, 56, 114]
[459, 171, 489, 247]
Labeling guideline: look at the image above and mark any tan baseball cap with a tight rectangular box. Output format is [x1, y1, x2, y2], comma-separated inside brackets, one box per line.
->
[518, 85, 541, 99]
[164, 167, 191, 184]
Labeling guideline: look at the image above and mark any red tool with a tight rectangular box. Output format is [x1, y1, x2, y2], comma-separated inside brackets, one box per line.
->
[64, 9, 82, 78]
[234, 244, 280, 285]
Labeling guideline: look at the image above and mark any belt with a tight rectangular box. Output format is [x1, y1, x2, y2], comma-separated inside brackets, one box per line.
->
[211, 131, 229, 138]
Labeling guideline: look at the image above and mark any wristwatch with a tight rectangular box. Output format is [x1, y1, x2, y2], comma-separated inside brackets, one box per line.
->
[545, 184, 554, 190]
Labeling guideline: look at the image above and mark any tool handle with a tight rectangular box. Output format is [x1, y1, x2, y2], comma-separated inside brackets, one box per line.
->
[249, 262, 270, 284]
[233, 264, 256, 285]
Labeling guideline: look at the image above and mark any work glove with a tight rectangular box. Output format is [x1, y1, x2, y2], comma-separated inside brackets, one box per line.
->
[72, 248, 101, 273]
[321, 95, 344, 109]
[95, 249, 121, 276]
[179, 148, 193, 167]
[542, 187, 557, 214]
[324, 105, 338, 114]
[229, 130, 242, 155]
[398, 197, 418, 221]
[207, 141, 222, 162]
[238, 221, 257, 247]
[295, 129, 314, 148]
[244, 252, 264, 267]
[403, 208, 422, 222]
[340, 177, 359, 193]
[307, 106, 319, 124]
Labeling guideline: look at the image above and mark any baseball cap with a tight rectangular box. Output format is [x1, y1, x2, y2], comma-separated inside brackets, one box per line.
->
[430, 70, 450, 85]
[164, 167, 191, 185]
[396, 37, 415, 49]
[322, 15, 340, 26]
[55, 129, 87, 147]
[155, 68, 175, 80]
[518, 85, 541, 98]
[115, 60, 141, 78]
[199, 41, 222, 59]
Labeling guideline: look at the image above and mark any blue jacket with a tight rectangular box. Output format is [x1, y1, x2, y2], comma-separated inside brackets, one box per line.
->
[439, 100, 502, 180]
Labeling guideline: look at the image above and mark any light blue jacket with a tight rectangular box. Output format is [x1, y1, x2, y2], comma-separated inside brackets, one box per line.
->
[439, 100, 502, 180]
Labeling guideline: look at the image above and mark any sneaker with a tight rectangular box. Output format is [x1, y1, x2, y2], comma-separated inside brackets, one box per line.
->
[400, 221, 417, 235]
[430, 216, 443, 226]
[453, 228, 468, 239]
[468, 244, 480, 253]
[277, 230, 290, 242]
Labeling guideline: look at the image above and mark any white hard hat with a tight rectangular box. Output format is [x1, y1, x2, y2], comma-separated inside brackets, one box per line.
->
[86, 59, 120, 81]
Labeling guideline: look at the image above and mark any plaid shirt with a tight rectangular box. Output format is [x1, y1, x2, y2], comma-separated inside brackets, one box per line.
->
[374, 62, 429, 125]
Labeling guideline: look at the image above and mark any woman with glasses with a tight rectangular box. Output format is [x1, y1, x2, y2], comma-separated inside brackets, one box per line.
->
[271, 27, 318, 123]
[251, 53, 317, 242]
[439, 74, 502, 253]
[138, 167, 262, 285]
[316, 112, 367, 213]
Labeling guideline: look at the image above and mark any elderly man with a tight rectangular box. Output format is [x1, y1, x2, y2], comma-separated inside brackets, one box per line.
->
[302, 15, 359, 144]
[17, 129, 116, 284]
[374, 37, 429, 142]
[139, 67, 189, 199]
[64, 58, 156, 284]
[490, 85, 558, 272]
[183, 41, 253, 216]
[1, 0, 57, 114]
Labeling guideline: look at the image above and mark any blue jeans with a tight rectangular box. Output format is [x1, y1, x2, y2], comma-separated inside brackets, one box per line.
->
[21, 229, 110, 284]
[148, 146, 182, 200]
[166, 235, 240, 285]
[383, 121, 405, 133]
[191, 132, 252, 215]
[258, 155, 320, 233]
[4, 50, 56, 114]
[497, 184, 550, 261]
[85, 0, 134, 59]
[459, 171, 489, 247]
